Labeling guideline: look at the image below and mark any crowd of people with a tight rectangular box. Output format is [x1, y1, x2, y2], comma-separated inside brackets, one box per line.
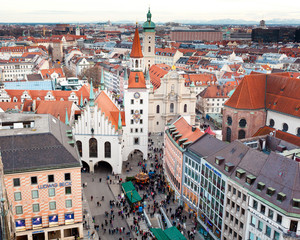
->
[84, 135, 199, 240]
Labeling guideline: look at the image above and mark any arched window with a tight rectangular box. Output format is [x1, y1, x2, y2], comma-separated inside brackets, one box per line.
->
[156, 105, 160, 114]
[89, 138, 98, 157]
[269, 119, 275, 128]
[238, 130, 246, 139]
[105, 142, 111, 158]
[239, 119, 247, 128]
[226, 127, 231, 142]
[76, 141, 82, 157]
[227, 116, 232, 126]
[170, 103, 174, 113]
[184, 104, 187, 113]
[135, 60, 138, 68]
[282, 123, 288, 132]
[148, 46, 151, 52]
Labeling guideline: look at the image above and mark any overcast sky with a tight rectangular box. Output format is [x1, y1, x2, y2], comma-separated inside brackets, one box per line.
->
[0, 0, 299, 23]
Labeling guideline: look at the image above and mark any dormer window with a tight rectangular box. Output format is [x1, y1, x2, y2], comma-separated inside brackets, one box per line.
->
[246, 175, 256, 185]
[235, 169, 246, 179]
[215, 156, 224, 165]
[224, 162, 234, 172]
[292, 199, 300, 208]
[135, 74, 139, 83]
[266, 187, 275, 196]
[257, 182, 265, 191]
[277, 192, 286, 202]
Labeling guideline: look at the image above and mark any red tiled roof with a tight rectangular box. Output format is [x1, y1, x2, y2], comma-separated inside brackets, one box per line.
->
[0, 102, 22, 111]
[225, 73, 300, 118]
[130, 28, 143, 58]
[40, 68, 65, 79]
[173, 117, 204, 145]
[94, 91, 125, 131]
[183, 73, 217, 86]
[128, 71, 146, 89]
[36, 100, 73, 123]
[149, 64, 170, 90]
[199, 85, 236, 98]
[253, 126, 300, 147]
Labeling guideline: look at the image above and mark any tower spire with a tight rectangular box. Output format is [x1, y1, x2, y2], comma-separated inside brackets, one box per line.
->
[80, 92, 83, 107]
[118, 112, 122, 130]
[65, 108, 69, 125]
[100, 69, 105, 90]
[89, 80, 95, 107]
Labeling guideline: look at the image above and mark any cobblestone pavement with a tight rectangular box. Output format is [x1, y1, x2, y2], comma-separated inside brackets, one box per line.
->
[82, 133, 203, 240]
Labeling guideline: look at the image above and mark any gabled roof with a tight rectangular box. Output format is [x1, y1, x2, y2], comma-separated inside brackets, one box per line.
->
[94, 91, 125, 131]
[40, 68, 65, 79]
[149, 64, 170, 90]
[130, 27, 143, 58]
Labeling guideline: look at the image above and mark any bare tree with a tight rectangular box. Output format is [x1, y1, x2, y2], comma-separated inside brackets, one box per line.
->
[63, 66, 75, 78]
[79, 66, 101, 87]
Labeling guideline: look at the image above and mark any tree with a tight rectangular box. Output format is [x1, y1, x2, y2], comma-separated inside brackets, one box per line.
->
[63, 66, 75, 78]
[79, 66, 101, 88]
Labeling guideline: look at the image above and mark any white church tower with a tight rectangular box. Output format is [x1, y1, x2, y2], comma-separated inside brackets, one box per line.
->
[123, 25, 149, 162]
[143, 8, 156, 71]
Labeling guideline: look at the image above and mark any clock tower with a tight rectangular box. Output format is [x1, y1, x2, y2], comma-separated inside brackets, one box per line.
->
[123, 25, 149, 162]
[143, 8, 156, 71]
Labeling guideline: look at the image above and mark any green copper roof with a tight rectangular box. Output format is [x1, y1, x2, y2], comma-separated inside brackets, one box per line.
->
[89, 80, 95, 107]
[65, 108, 69, 125]
[100, 69, 105, 90]
[143, 8, 155, 32]
[80, 92, 83, 107]
[118, 111, 122, 130]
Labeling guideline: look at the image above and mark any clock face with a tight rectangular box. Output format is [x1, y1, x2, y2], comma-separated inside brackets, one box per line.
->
[134, 92, 140, 99]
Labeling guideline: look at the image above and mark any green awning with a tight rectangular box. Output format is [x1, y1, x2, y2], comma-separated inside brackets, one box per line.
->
[121, 181, 141, 204]
[150, 228, 170, 240]
[164, 226, 186, 240]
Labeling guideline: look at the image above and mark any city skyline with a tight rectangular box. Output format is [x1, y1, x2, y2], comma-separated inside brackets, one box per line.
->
[0, 0, 300, 23]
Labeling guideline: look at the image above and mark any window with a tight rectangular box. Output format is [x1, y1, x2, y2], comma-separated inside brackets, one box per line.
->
[257, 182, 265, 191]
[170, 103, 174, 113]
[66, 199, 72, 208]
[226, 127, 231, 142]
[282, 123, 288, 132]
[239, 119, 247, 128]
[268, 209, 274, 219]
[65, 187, 72, 195]
[240, 222, 244, 229]
[156, 105, 160, 113]
[33, 203, 40, 212]
[76, 140, 82, 157]
[48, 188, 55, 197]
[16, 206, 23, 215]
[140, 119, 143, 124]
[14, 192, 22, 201]
[253, 200, 258, 209]
[65, 173, 71, 181]
[276, 214, 282, 224]
[274, 231, 280, 240]
[241, 208, 245, 215]
[49, 202, 56, 210]
[131, 99, 134, 104]
[267, 187, 275, 196]
[258, 220, 263, 231]
[140, 99, 143, 104]
[228, 185, 231, 192]
[131, 119, 134, 124]
[260, 204, 265, 214]
[269, 119, 275, 127]
[32, 190, 39, 199]
[131, 110, 134, 114]
[89, 138, 98, 157]
[265, 225, 271, 237]
[251, 216, 256, 226]
[297, 128, 300, 137]
[104, 142, 111, 158]
[184, 104, 187, 113]
[277, 192, 286, 202]
[148, 46, 151, 52]
[227, 116, 232, 126]
[13, 178, 20, 187]
[134, 137, 139, 145]
[135, 128, 138, 133]
[48, 175, 54, 183]
[238, 191, 241, 198]
[238, 130, 246, 139]
[140, 109, 143, 114]
[233, 188, 236, 195]
[31, 176, 38, 185]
